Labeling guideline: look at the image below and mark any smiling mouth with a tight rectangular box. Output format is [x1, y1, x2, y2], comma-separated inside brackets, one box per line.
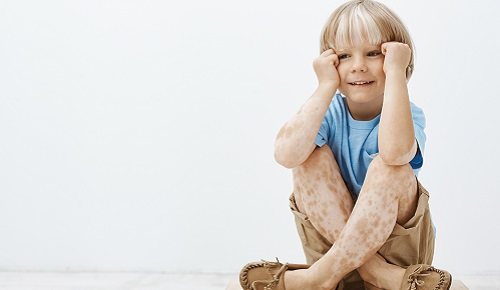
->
[348, 81, 374, 86]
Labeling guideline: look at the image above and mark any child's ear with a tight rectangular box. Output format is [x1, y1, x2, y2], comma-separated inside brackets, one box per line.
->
[406, 65, 414, 79]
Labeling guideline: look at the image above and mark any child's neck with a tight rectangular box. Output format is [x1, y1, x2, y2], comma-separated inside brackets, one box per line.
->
[345, 97, 383, 121]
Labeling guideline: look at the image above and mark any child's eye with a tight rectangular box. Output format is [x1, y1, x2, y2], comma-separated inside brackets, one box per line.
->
[338, 54, 349, 60]
[367, 51, 381, 57]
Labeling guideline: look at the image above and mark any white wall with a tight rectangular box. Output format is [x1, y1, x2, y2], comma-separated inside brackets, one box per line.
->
[0, 0, 498, 276]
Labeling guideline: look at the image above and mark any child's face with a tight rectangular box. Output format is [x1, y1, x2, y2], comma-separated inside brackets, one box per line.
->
[335, 39, 386, 107]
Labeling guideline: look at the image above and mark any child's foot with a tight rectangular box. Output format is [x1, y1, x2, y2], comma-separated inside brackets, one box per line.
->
[399, 264, 452, 290]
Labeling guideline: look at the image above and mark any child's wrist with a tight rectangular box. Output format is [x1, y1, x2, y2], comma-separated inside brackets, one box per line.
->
[318, 81, 338, 91]
[384, 69, 407, 80]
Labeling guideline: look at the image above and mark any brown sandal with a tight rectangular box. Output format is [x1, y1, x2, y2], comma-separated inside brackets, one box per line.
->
[239, 258, 310, 290]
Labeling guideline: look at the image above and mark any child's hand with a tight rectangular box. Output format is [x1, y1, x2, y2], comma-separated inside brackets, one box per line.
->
[381, 42, 411, 76]
[313, 49, 340, 88]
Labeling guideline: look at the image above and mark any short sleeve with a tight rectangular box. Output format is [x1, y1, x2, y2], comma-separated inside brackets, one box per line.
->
[314, 100, 338, 148]
[314, 116, 330, 147]
[409, 104, 426, 170]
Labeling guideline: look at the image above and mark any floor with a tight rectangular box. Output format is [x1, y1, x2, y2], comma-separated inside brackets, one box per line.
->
[0, 272, 498, 290]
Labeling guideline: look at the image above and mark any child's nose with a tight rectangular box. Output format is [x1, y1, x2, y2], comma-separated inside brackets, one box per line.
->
[351, 59, 367, 73]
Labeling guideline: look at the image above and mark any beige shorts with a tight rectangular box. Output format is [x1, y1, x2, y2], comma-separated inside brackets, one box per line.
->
[289, 179, 435, 290]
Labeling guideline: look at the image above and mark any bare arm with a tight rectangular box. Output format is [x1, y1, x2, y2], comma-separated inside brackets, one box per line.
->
[274, 49, 340, 168]
[378, 42, 417, 165]
[274, 83, 337, 168]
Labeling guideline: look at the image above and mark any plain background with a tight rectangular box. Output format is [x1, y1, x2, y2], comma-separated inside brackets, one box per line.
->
[0, 0, 499, 276]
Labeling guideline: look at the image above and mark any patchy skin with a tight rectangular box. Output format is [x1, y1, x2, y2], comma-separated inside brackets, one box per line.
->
[289, 144, 418, 290]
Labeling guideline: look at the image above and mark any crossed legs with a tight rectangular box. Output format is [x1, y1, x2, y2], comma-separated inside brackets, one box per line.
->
[225, 144, 419, 290]
[285, 145, 418, 290]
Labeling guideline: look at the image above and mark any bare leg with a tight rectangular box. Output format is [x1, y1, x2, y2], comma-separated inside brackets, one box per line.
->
[286, 145, 417, 290]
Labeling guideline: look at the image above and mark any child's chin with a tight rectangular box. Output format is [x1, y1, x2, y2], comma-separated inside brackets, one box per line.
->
[346, 91, 370, 100]
[345, 93, 380, 104]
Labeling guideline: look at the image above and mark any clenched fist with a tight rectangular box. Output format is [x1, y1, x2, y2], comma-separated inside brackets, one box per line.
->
[381, 42, 411, 77]
[313, 49, 340, 88]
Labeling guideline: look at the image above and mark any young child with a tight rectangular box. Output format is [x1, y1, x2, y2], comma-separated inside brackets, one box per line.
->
[231, 1, 452, 289]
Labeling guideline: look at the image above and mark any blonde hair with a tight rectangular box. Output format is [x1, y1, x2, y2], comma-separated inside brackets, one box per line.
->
[320, 0, 415, 79]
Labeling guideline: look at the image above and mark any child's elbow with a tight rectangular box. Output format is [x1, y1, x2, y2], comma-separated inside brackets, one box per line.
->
[377, 151, 411, 166]
[274, 139, 303, 168]
[274, 150, 299, 169]
[378, 142, 418, 166]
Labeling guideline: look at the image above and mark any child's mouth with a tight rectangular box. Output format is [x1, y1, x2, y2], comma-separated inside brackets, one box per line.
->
[348, 81, 374, 86]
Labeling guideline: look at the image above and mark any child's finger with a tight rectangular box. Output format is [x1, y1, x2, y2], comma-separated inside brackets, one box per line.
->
[327, 54, 339, 67]
[381, 43, 388, 55]
[321, 48, 335, 56]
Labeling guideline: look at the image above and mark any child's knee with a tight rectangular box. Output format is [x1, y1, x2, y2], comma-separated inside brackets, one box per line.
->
[368, 155, 413, 178]
[294, 145, 338, 175]
[365, 155, 417, 204]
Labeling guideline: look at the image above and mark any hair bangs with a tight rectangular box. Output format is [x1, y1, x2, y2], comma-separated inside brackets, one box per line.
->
[332, 5, 384, 51]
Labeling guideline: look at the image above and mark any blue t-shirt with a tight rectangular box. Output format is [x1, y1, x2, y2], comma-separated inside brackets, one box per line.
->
[315, 93, 426, 197]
